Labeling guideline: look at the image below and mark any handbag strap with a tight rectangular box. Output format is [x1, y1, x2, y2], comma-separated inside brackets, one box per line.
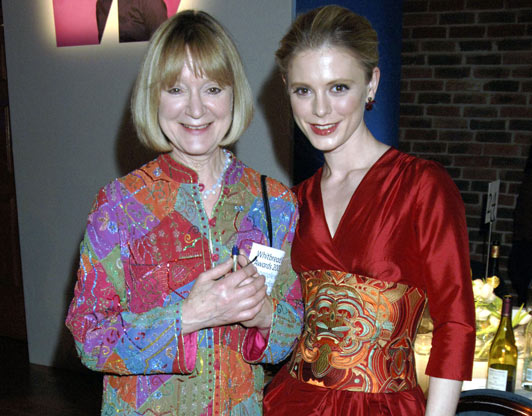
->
[260, 174, 273, 247]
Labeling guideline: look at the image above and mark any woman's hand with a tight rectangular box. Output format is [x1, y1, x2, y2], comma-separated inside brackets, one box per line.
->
[234, 257, 273, 337]
[240, 295, 273, 338]
[180, 256, 268, 335]
[235, 257, 272, 332]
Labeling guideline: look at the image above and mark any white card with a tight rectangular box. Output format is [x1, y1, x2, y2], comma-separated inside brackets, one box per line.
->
[485, 179, 500, 224]
[248, 242, 285, 295]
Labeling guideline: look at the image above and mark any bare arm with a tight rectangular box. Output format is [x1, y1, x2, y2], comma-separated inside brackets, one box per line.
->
[425, 376, 462, 416]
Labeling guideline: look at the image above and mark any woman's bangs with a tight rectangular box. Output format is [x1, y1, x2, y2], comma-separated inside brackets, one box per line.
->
[187, 41, 233, 87]
[157, 40, 187, 89]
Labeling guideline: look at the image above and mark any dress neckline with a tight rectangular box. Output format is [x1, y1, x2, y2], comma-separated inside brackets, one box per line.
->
[317, 147, 394, 241]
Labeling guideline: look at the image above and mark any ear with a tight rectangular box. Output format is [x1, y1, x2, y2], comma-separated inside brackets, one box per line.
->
[367, 67, 380, 99]
[281, 74, 292, 95]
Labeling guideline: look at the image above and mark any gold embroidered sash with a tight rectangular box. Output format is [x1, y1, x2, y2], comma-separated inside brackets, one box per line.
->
[288, 270, 426, 393]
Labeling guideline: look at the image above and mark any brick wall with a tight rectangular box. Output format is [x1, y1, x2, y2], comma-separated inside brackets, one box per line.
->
[399, 0, 532, 286]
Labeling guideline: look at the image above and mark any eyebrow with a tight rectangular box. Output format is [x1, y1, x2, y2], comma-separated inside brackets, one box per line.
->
[326, 78, 355, 86]
[289, 78, 355, 88]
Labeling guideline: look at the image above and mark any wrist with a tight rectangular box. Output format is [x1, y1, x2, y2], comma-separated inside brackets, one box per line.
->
[258, 296, 273, 330]
[180, 299, 201, 335]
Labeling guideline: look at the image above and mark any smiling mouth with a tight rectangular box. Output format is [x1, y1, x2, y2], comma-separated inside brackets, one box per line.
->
[181, 123, 211, 130]
[310, 122, 338, 136]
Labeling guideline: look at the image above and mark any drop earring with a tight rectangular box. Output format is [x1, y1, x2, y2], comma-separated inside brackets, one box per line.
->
[365, 97, 375, 111]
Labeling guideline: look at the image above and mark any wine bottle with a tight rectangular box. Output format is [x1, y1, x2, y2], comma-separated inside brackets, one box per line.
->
[487, 295, 518, 392]
[522, 316, 532, 391]
[487, 241, 504, 297]
[488, 242, 500, 280]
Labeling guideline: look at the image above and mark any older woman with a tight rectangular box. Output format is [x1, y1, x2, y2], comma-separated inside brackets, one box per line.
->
[66, 10, 302, 415]
[264, 5, 475, 416]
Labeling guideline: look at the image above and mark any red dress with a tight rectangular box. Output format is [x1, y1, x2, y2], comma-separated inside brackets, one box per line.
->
[264, 148, 475, 415]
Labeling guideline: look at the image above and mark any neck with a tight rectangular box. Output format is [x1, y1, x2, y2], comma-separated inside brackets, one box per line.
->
[170, 148, 227, 186]
[322, 129, 389, 180]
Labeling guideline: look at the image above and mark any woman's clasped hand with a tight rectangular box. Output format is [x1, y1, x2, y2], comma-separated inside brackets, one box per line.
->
[181, 256, 271, 334]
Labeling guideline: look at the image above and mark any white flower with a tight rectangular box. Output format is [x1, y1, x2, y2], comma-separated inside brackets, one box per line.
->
[472, 279, 484, 299]
[476, 307, 491, 321]
[485, 291, 497, 304]
[489, 315, 500, 328]
[472, 279, 498, 303]
[479, 282, 495, 301]
[473, 278, 484, 287]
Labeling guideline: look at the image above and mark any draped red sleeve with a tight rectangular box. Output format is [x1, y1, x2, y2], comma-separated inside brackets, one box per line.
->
[415, 162, 476, 379]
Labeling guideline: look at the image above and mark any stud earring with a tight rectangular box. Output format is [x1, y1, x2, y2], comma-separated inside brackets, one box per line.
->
[365, 97, 375, 111]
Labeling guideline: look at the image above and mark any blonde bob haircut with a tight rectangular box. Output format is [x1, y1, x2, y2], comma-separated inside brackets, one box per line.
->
[131, 10, 253, 152]
[276, 5, 378, 84]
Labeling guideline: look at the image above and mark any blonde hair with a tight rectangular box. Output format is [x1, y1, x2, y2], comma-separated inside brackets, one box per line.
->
[276, 5, 378, 83]
[131, 10, 253, 152]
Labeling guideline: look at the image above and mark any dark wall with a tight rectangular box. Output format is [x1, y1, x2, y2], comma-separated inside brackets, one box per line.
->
[399, 0, 532, 295]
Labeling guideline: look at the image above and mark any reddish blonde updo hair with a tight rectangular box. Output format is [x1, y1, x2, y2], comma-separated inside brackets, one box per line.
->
[275, 5, 379, 83]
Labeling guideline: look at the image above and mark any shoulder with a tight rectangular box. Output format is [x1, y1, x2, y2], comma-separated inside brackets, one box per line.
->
[414, 157, 459, 196]
[292, 168, 322, 207]
[90, 156, 162, 213]
[394, 151, 463, 213]
[237, 161, 297, 206]
[379, 149, 463, 214]
[387, 148, 455, 190]
[387, 148, 443, 174]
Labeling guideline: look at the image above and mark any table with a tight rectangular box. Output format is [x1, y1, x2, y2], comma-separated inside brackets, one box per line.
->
[415, 353, 532, 399]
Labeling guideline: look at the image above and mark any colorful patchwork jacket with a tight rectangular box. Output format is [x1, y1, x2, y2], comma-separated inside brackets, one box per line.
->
[65, 152, 303, 415]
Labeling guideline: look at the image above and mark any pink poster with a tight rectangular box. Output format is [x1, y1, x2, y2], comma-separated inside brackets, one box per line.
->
[53, 0, 99, 47]
[164, 0, 181, 17]
[53, 0, 181, 47]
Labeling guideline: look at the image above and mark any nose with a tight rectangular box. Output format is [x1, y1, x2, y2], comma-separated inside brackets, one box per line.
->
[312, 92, 331, 118]
[185, 90, 206, 119]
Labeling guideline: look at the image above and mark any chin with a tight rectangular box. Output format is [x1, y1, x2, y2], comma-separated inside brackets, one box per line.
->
[182, 141, 221, 154]
[308, 137, 338, 152]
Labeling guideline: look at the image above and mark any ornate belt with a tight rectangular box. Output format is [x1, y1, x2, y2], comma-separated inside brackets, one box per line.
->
[288, 270, 426, 393]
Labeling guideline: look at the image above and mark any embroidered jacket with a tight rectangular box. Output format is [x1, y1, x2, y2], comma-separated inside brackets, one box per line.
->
[65, 152, 303, 415]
